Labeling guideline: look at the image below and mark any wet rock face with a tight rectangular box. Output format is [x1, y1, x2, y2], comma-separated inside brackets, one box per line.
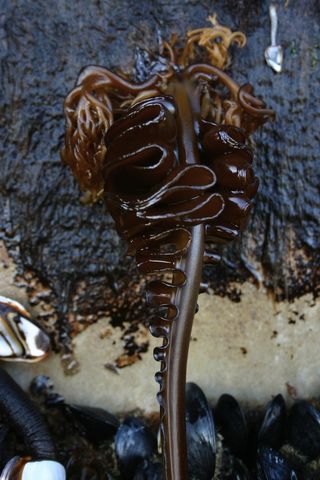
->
[0, 1, 319, 349]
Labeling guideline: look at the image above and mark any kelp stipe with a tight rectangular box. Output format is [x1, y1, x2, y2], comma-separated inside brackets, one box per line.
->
[62, 16, 273, 480]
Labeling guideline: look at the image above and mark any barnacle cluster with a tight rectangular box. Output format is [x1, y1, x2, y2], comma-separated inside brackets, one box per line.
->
[62, 16, 273, 480]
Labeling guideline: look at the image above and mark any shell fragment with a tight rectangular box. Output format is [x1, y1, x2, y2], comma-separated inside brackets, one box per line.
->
[0, 296, 50, 362]
[265, 5, 283, 73]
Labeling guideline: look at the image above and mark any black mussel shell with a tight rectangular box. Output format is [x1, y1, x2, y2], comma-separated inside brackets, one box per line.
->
[30, 375, 65, 406]
[258, 394, 286, 449]
[257, 447, 298, 480]
[185, 382, 216, 480]
[0, 424, 8, 444]
[67, 404, 119, 443]
[67, 465, 116, 480]
[66, 454, 110, 480]
[287, 401, 320, 458]
[229, 459, 251, 479]
[67, 464, 100, 480]
[215, 393, 248, 459]
[115, 417, 157, 480]
[30, 375, 54, 398]
[133, 459, 163, 479]
[0, 424, 9, 465]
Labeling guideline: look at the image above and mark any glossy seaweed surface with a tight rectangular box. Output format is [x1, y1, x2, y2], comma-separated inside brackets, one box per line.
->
[61, 17, 272, 479]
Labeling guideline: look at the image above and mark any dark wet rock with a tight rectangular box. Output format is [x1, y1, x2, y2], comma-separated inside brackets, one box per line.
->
[258, 394, 286, 449]
[115, 417, 157, 480]
[133, 459, 163, 480]
[287, 401, 320, 459]
[257, 447, 298, 480]
[215, 393, 248, 460]
[185, 382, 216, 480]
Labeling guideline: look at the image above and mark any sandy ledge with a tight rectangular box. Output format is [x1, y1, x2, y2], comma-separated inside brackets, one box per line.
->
[2, 253, 319, 413]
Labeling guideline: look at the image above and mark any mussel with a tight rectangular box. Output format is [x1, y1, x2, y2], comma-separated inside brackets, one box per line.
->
[257, 447, 297, 480]
[133, 459, 163, 479]
[287, 401, 320, 459]
[30, 375, 119, 443]
[215, 393, 248, 460]
[66, 404, 119, 443]
[258, 394, 286, 449]
[229, 459, 251, 479]
[115, 417, 157, 479]
[185, 383, 216, 480]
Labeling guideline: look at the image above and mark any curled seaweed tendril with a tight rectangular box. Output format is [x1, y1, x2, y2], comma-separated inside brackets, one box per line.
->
[180, 14, 246, 69]
[62, 16, 273, 480]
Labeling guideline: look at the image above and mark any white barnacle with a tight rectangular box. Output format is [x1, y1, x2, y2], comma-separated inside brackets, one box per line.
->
[22, 461, 66, 480]
[0, 457, 66, 480]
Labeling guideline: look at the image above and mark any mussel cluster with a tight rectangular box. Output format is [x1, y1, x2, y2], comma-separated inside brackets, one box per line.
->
[2, 376, 316, 480]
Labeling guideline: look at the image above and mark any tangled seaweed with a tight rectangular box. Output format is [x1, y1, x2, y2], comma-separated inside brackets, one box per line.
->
[62, 16, 273, 480]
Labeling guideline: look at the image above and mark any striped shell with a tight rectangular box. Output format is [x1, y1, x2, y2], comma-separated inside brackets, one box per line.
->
[0, 296, 50, 362]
